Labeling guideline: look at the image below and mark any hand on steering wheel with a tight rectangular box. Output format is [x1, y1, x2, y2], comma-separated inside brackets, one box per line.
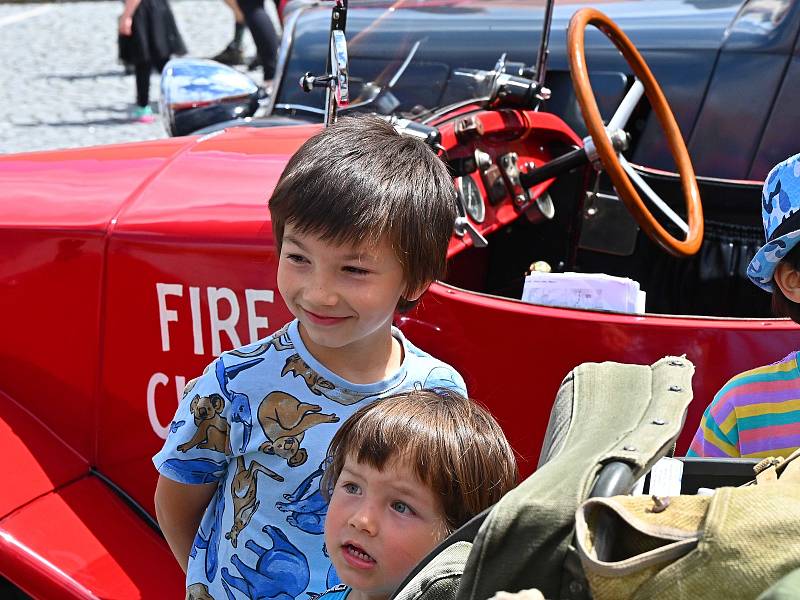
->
[567, 8, 703, 257]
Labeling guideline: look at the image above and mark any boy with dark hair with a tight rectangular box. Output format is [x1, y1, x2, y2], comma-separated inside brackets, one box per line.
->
[319, 388, 517, 600]
[268, 115, 454, 314]
[153, 115, 465, 598]
[689, 153, 800, 458]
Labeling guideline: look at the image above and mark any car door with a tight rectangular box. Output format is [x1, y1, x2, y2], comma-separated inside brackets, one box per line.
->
[687, 0, 800, 180]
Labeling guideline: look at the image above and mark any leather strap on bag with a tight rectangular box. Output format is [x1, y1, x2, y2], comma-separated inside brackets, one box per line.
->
[754, 458, 783, 484]
[753, 448, 800, 485]
[776, 447, 800, 483]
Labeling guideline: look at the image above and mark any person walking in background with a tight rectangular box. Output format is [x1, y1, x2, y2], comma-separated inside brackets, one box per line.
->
[236, 0, 281, 86]
[118, 0, 187, 122]
[210, 0, 247, 66]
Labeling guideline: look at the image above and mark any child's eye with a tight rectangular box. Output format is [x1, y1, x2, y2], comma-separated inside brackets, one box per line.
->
[284, 253, 307, 264]
[391, 501, 415, 515]
[342, 482, 360, 495]
[343, 265, 370, 276]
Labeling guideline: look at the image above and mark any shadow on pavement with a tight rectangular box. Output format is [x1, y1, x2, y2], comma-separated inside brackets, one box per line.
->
[16, 109, 161, 127]
[46, 69, 129, 81]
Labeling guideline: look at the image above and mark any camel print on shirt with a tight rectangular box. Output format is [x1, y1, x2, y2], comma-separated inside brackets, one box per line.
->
[153, 319, 466, 599]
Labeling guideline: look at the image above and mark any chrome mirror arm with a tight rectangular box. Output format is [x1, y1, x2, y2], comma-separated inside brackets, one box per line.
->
[326, 29, 350, 125]
[300, 0, 349, 126]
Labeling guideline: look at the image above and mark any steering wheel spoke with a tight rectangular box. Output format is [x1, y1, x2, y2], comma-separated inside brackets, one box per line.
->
[608, 79, 645, 133]
[619, 155, 689, 235]
[568, 8, 703, 257]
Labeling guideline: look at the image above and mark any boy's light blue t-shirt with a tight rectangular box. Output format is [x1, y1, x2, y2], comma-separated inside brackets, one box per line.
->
[153, 319, 466, 599]
[312, 583, 352, 600]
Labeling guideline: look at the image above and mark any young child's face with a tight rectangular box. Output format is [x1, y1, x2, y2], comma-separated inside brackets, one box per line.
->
[277, 224, 410, 357]
[324, 454, 448, 600]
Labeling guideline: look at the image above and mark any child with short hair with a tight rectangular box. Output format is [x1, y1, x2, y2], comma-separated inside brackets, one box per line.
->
[319, 388, 518, 600]
[689, 152, 800, 458]
[153, 115, 466, 599]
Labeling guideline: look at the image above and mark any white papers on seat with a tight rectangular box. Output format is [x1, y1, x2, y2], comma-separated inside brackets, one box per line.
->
[631, 456, 684, 497]
[521, 271, 646, 314]
[648, 456, 684, 497]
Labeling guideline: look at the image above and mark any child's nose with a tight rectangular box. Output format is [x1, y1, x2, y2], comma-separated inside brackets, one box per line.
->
[348, 504, 378, 536]
[303, 271, 338, 306]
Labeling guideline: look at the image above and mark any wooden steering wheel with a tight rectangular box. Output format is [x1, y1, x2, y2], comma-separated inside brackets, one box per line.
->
[567, 8, 703, 257]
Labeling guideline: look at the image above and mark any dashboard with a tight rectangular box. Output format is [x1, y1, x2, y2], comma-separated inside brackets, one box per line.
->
[436, 108, 583, 258]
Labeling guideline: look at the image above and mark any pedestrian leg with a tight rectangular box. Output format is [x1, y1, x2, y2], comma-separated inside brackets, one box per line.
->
[237, 0, 280, 81]
[133, 62, 156, 122]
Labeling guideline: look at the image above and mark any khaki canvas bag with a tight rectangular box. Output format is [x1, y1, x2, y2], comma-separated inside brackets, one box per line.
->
[456, 356, 695, 600]
[575, 449, 800, 600]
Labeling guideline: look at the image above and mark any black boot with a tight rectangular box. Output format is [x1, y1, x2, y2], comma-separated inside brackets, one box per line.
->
[247, 54, 262, 71]
[212, 22, 246, 65]
[212, 41, 245, 65]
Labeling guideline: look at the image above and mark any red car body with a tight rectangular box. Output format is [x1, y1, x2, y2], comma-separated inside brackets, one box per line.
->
[3, 103, 799, 596]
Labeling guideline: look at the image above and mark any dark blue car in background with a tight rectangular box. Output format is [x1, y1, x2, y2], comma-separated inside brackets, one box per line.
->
[164, 0, 800, 317]
[186, 0, 800, 182]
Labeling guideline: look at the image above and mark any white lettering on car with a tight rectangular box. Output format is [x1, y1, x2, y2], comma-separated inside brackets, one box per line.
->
[149, 283, 277, 437]
[208, 286, 242, 356]
[189, 285, 204, 355]
[147, 373, 188, 440]
[156, 283, 183, 352]
[245, 289, 274, 343]
[147, 372, 170, 439]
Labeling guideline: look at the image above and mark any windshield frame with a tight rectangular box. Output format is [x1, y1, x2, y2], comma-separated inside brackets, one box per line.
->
[265, 0, 548, 119]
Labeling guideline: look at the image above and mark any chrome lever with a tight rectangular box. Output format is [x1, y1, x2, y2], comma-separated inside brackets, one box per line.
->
[454, 216, 488, 248]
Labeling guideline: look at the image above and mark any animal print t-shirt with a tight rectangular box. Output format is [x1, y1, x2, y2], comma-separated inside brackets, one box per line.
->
[153, 319, 466, 600]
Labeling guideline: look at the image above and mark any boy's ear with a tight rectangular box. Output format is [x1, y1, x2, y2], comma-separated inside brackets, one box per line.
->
[774, 262, 800, 303]
[404, 280, 433, 303]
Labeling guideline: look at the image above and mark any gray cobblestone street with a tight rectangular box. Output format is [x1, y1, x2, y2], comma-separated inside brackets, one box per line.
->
[0, 0, 260, 154]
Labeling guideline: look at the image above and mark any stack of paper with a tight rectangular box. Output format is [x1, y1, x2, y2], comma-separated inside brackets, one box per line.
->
[631, 457, 684, 496]
[521, 271, 646, 314]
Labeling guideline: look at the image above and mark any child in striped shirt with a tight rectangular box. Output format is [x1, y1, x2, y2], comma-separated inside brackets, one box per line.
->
[689, 153, 800, 459]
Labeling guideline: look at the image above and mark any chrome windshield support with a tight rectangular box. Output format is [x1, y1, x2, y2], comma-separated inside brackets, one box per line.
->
[534, 0, 555, 87]
[300, 0, 350, 126]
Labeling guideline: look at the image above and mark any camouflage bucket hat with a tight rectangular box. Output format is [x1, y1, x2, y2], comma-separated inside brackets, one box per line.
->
[747, 153, 800, 291]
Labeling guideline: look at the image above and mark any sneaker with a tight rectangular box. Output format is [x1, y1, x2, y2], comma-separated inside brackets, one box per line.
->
[212, 43, 245, 66]
[132, 105, 155, 123]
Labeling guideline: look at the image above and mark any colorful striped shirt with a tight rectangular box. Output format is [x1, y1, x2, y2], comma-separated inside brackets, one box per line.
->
[688, 352, 800, 459]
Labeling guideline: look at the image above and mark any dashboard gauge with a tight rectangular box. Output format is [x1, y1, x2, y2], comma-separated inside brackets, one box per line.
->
[457, 176, 485, 223]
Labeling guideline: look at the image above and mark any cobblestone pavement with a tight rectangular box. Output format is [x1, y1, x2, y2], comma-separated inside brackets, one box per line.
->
[0, 0, 260, 154]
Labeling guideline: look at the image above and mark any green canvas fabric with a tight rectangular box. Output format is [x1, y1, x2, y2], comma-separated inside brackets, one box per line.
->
[757, 567, 800, 600]
[393, 541, 473, 600]
[576, 484, 800, 599]
[456, 357, 694, 600]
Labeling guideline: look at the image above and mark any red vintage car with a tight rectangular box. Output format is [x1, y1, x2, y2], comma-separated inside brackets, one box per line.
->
[2, 1, 799, 598]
